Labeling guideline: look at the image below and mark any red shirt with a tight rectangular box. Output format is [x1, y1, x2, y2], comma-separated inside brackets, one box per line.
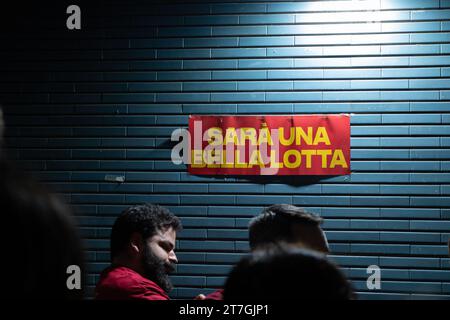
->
[204, 289, 224, 300]
[95, 266, 169, 300]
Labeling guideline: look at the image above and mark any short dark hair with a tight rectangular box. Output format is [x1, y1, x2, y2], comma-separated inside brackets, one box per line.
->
[1, 156, 84, 299]
[249, 204, 323, 250]
[224, 245, 354, 300]
[110, 204, 182, 259]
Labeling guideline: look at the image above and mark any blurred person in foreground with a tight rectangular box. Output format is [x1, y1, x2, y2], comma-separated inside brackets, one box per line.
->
[201, 204, 329, 300]
[224, 244, 354, 300]
[95, 203, 182, 300]
[1, 105, 84, 299]
[1, 155, 84, 299]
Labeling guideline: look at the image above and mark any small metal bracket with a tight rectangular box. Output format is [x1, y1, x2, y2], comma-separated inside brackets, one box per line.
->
[105, 175, 125, 183]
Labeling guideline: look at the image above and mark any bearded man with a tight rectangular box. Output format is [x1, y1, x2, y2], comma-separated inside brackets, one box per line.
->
[95, 203, 181, 300]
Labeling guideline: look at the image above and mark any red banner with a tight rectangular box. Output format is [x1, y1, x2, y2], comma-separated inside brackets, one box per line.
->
[188, 115, 350, 175]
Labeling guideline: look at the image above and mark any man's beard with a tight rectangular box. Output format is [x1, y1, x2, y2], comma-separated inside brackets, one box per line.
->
[142, 246, 175, 294]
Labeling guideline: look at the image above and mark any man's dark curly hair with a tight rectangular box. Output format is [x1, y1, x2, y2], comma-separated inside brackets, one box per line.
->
[110, 203, 182, 259]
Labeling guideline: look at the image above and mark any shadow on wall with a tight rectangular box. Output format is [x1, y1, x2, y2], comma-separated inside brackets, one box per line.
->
[189, 174, 343, 186]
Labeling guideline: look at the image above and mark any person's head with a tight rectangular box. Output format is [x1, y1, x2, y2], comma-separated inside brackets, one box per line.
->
[224, 244, 354, 300]
[249, 204, 329, 253]
[110, 203, 182, 293]
[1, 156, 84, 299]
